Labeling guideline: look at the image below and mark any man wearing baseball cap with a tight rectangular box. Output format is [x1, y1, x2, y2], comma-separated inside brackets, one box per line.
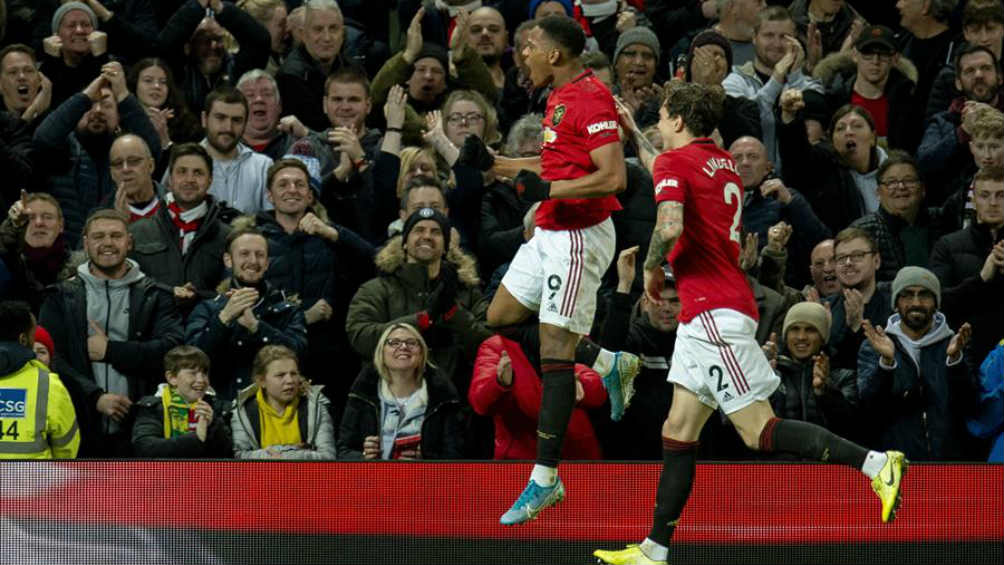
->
[858, 266, 979, 460]
[817, 24, 921, 151]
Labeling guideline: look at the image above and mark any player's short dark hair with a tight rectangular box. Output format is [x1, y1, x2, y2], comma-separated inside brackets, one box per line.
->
[204, 85, 249, 117]
[266, 157, 311, 191]
[83, 209, 130, 238]
[169, 142, 214, 177]
[834, 227, 877, 254]
[954, 43, 999, 77]
[876, 150, 919, 184]
[164, 345, 211, 375]
[400, 175, 447, 210]
[535, 15, 586, 58]
[0, 301, 34, 343]
[661, 81, 725, 137]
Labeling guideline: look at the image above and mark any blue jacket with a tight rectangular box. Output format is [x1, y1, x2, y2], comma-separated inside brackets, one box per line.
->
[968, 340, 1004, 462]
[186, 282, 308, 402]
[857, 312, 979, 460]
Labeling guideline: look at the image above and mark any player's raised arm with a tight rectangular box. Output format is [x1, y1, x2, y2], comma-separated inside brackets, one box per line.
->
[491, 155, 542, 178]
[643, 200, 684, 302]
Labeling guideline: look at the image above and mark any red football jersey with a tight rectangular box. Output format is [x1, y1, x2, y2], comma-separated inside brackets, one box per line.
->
[535, 69, 622, 231]
[653, 139, 758, 323]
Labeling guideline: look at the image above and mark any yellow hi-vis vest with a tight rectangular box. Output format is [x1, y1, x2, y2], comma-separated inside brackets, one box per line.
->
[0, 360, 80, 459]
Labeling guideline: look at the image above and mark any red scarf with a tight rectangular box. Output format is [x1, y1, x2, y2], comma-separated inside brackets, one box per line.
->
[166, 200, 206, 254]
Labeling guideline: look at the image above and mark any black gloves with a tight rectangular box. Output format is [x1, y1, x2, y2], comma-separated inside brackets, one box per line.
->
[513, 169, 551, 202]
[457, 135, 495, 171]
[426, 264, 460, 321]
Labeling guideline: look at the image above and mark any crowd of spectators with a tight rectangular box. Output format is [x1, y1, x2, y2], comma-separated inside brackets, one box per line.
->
[0, 0, 1000, 463]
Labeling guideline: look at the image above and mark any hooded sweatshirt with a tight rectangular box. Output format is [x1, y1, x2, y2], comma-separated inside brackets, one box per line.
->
[883, 311, 955, 369]
[76, 259, 146, 433]
[848, 145, 888, 215]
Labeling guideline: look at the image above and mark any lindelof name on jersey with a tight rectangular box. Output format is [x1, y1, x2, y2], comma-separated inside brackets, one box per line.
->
[655, 178, 678, 194]
[702, 157, 738, 178]
[586, 120, 617, 135]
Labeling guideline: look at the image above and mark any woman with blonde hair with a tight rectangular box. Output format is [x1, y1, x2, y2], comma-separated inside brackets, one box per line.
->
[231, 345, 337, 459]
[338, 323, 464, 460]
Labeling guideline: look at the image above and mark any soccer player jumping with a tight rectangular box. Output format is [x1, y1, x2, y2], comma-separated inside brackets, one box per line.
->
[593, 82, 907, 565]
[458, 16, 641, 526]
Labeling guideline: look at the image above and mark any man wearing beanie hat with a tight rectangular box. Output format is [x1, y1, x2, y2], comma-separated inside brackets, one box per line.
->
[859, 265, 978, 460]
[40, 1, 109, 108]
[769, 301, 859, 437]
[33, 325, 57, 369]
[346, 206, 491, 396]
[613, 26, 661, 106]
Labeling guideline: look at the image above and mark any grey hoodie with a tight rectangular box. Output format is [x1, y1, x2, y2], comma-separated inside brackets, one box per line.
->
[848, 145, 888, 215]
[76, 259, 146, 433]
[884, 311, 955, 369]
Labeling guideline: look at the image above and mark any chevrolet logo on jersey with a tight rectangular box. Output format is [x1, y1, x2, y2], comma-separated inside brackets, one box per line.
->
[0, 389, 27, 418]
[542, 127, 557, 145]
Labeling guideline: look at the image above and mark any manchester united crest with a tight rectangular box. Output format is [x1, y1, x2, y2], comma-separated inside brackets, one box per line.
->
[552, 104, 566, 126]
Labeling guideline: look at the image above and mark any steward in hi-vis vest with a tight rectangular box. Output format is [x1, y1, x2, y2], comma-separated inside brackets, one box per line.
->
[0, 301, 79, 459]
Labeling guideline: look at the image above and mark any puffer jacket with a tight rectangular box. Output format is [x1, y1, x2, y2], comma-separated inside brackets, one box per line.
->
[812, 51, 920, 152]
[469, 335, 605, 460]
[186, 281, 308, 402]
[231, 382, 337, 459]
[931, 223, 1004, 367]
[338, 364, 463, 460]
[772, 354, 860, 439]
[857, 312, 979, 460]
[131, 384, 233, 458]
[128, 197, 232, 299]
[345, 237, 491, 391]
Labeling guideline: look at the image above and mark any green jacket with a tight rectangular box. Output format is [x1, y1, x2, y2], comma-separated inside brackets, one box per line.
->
[370, 46, 498, 146]
[345, 236, 491, 389]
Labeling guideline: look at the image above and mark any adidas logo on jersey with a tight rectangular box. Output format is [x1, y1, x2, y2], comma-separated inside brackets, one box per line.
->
[721, 391, 734, 402]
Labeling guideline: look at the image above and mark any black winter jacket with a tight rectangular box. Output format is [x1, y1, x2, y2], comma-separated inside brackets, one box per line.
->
[159, 0, 270, 114]
[131, 390, 233, 458]
[275, 44, 350, 132]
[39, 273, 184, 447]
[338, 364, 464, 460]
[129, 197, 233, 299]
[186, 282, 308, 402]
[850, 206, 952, 282]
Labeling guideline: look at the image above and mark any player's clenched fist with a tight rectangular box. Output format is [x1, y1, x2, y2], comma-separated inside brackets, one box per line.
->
[513, 169, 551, 202]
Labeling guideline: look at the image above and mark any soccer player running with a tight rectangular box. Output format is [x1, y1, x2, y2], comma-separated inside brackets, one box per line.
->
[457, 16, 642, 526]
[593, 82, 907, 565]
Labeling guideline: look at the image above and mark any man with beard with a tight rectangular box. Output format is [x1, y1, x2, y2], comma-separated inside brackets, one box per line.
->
[0, 193, 76, 312]
[236, 70, 293, 161]
[926, 0, 1003, 118]
[729, 136, 830, 289]
[32, 61, 161, 245]
[825, 227, 892, 371]
[724, 6, 823, 174]
[0, 45, 53, 129]
[918, 45, 1004, 200]
[467, 6, 509, 92]
[186, 224, 308, 402]
[814, 25, 921, 152]
[159, 0, 271, 114]
[850, 152, 952, 281]
[859, 266, 977, 460]
[39, 209, 184, 457]
[612, 26, 662, 125]
[275, 0, 349, 132]
[129, 143, 234, 310]
[197, 86, 273, 214]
